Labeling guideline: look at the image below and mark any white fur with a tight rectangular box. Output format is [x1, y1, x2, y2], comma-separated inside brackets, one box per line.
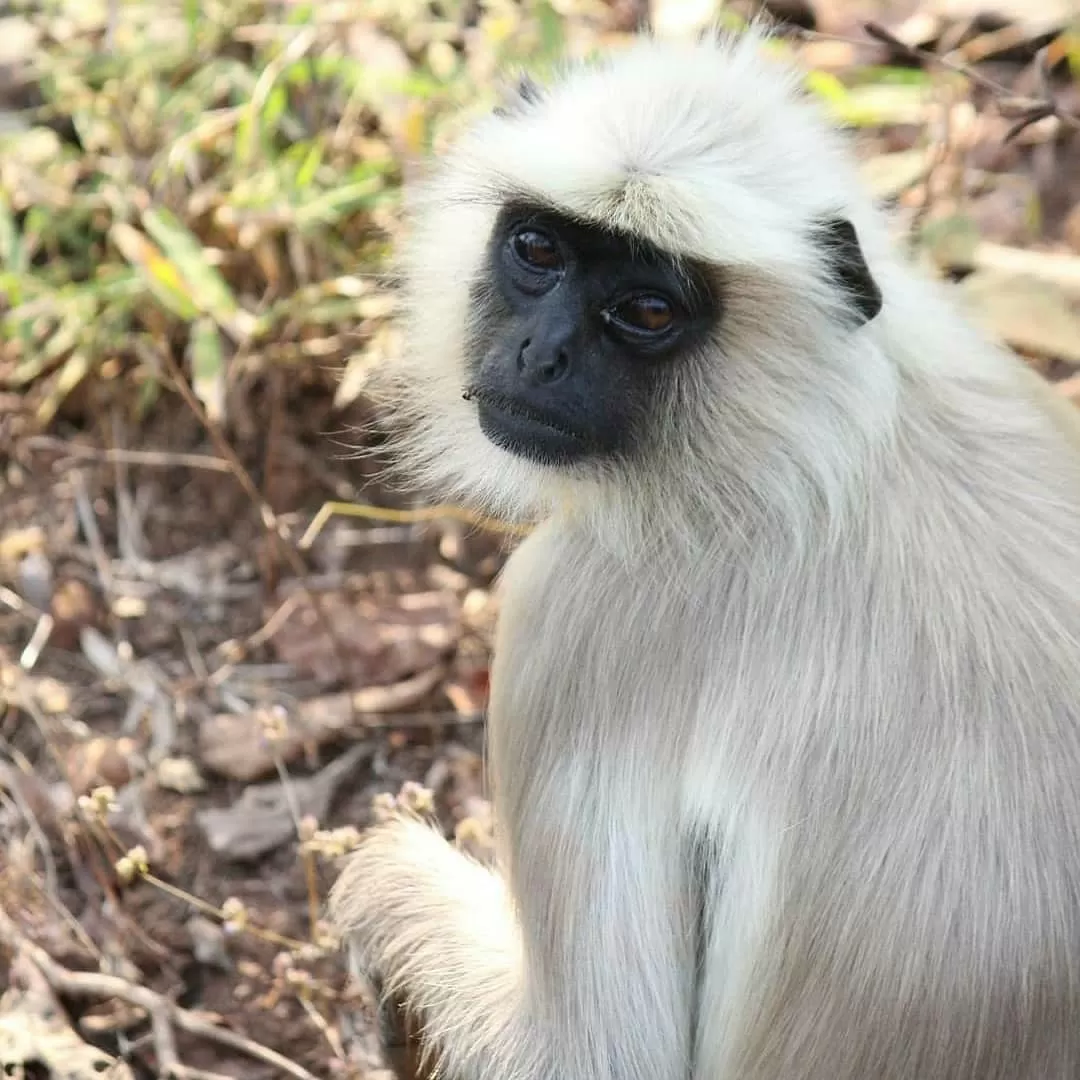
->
[331, 27, 1080, 1080]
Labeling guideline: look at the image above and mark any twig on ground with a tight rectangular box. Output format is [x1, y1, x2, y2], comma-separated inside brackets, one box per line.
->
[26, 436, 235, 473]
[863, 21, 1080, 140]
[110, 411, 149, 565]
[299, 498, 530, 551]
[0, 766, 59, 897]
[0, 585, 47, 623]
[906, 80, 957, 251]
[0, 904, 320, 1080]
[0, 587, 56, 670]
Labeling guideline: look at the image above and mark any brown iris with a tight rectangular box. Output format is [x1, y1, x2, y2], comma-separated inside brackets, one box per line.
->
[610, 294, 674, 334]
[512, 228, 562, 271]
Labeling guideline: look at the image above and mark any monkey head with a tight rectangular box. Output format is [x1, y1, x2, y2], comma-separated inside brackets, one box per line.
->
[382, 30, 896, 541]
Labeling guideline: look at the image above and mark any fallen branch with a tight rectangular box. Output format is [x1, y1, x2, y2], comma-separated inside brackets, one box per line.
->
[863, 20, 1080, 140]
[24, 436, 234, 473]
[0, 949, 136, 1080]
[0, 904, 320, 1080]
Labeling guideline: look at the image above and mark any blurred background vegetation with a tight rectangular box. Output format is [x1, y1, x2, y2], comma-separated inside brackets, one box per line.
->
[0, 0, 581, 429]
[1, 1, 1079, 1078]
[3, 0, 1079, 437]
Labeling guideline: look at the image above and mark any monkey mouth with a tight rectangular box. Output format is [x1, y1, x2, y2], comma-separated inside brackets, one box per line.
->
[463, 386, 592, 465]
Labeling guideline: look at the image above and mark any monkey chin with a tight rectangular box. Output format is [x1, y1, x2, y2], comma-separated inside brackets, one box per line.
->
[470, 390, 595, 469]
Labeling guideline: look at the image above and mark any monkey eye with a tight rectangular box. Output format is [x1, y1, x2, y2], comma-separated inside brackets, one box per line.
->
[509, 227, 562, 273]
[604, 293, 675, 338]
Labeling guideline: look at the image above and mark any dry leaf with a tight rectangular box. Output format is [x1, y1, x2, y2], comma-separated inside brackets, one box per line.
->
[270, 588, 461, 685]
[196, 744, 370, 860]
[958, 270, 1080, 364]
[927, 0, 1075, 36]
[66, 736, 138, 795]
[199, 665, 447, 780]
[859, 149, 934, 201]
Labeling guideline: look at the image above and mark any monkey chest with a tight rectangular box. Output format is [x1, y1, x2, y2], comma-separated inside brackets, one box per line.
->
[488, 532, 728, 778]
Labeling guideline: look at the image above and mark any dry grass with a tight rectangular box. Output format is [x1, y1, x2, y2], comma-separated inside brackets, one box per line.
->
[0, 0, 589, 431]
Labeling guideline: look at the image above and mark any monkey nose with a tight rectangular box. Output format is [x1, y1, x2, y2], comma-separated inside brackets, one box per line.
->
[517, 336, 571, 385]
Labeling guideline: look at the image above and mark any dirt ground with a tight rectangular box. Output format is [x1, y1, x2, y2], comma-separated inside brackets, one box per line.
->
[2, 0, 1080, 1077]
[1, 369, 509, 1077]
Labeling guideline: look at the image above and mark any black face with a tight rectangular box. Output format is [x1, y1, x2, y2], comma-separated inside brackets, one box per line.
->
[463, 203, 719, 468]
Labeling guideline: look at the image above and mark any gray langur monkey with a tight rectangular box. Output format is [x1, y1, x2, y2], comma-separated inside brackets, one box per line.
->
[329, 27, 1080, 1080]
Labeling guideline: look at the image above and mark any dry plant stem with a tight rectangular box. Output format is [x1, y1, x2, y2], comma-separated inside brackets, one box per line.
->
[271, 739, 306, 832]
[156, 348, 354, 692]
[0, 591, 55, 670]
[908, 87, 955, 252]
[9, 675, 102, 840]
[8, 681, 153, 924]
[263, 367, 287, 560]
[295, 994, 347, 1062]
[862, 20, 1080, 137]
[6, 683, 238, 959]
[0, 585, 47, 622]
[141, 872, 311, 953]
[183, 593, 304, 688]
[169, 595, 304, 695]
[268, 745, 322, 943]
[18, 612, 54, 670]
[302, 848, 321, 943]
[238, 592, 304, 655]
[71, 469, 119, 603]
[0, 777, 59, 898]
[75, 783, 311, 953]
[25, 871, 103, 962]
[862, 20, 1020, 98]
[0, 905, 319, 1080]
[25, 437, 234, 473]
[298, 498, 531, 551]
[110, 410, 142, 563]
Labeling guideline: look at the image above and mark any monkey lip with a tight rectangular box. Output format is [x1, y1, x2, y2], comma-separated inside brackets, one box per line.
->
[465, 386, 591, 463]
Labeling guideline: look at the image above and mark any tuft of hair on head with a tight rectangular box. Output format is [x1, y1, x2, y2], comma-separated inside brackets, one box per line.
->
[493, 72, 546, 118]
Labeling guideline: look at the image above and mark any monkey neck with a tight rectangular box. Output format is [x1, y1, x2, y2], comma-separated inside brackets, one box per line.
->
[549, 313, 1072, 582]
[551, 473, 849, 579]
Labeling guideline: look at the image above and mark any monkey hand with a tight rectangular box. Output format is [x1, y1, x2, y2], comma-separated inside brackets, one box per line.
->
[329, 815, 530, 1079]
[328, 815, 467, 988]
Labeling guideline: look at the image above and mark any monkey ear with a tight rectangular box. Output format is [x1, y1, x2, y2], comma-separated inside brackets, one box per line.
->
[494, 73, 544, 118]
[812, 217, 883, 327]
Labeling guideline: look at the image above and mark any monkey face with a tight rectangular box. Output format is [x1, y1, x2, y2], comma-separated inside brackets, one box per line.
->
[462, 203, 718, 468]
[381, 32, 889, 531]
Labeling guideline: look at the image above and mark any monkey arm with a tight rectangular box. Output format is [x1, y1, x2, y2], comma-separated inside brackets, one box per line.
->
[328, 816, 540, 1080]
[330, 809, 697, 1080]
